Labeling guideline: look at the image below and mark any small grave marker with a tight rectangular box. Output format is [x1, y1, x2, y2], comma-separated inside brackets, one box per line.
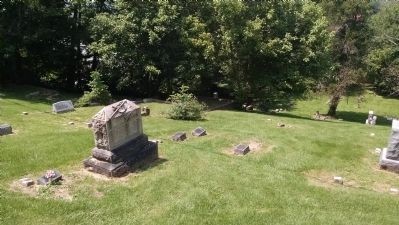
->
[234, 144, 250, 155]
[0, 124, 12, 136]
[52, 100, 74, 114]
[192, 127, 206, 137]
[172, 132, 187, 141]
[141, 107, 150, 116]
[333, 176, 343, 185]
[22, 112, 28, 115]
[37, 170, 62, 185]
[19, 178, 34, 187]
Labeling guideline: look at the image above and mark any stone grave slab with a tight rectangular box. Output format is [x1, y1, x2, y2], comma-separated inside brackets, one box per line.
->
[172, 132, 186, 141]
[192, 127, 206, 137]
[0, 124, 12, 135]
[234, 144, 250, 155]
[52, 100, 74, 114]
[37, 170, 62, 185]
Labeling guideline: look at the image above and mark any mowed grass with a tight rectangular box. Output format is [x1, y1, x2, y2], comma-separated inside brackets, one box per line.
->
[1, 86, 399, 225]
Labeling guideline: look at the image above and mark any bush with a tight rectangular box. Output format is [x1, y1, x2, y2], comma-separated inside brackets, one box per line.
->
[76, 71, 111, 107]
[167, 86, 206, 120]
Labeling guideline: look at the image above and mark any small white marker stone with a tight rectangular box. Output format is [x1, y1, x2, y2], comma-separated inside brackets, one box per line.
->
[333, 176, 343, 184]
[19, 178, 34, 187]
[370, 133, 375, 137]
[390, 188, 399, 193]
[68, 122, 74, 125]
[22, 112, 28, 115]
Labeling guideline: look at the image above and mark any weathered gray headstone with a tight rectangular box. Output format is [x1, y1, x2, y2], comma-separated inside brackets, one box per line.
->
[172, 132, 186, 141]
[83, 99, 158, 177]
[234, 144, 250, 155]
[0, 124, 12, 136]
[37, 170, 62, 185]
[192, 127, 206, 137]
[52, 100, 74, 114]
[379, 119, 399, 172]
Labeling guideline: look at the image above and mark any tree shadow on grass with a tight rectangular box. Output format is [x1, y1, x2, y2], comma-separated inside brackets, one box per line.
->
[336, 111, 392, 127]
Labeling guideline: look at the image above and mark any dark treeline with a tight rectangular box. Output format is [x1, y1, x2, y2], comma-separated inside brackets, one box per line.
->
[1, 0, 398, 113]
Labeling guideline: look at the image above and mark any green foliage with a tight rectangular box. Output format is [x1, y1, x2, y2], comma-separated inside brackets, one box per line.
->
[366, 2, 399, 96]
[214, 0, 331, 108]
[76, 71, 111, 107]
[167, 86, 205, 120]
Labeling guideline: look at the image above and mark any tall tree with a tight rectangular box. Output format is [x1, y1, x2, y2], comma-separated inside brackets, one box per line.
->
[366, 2, 399, 97]
[214, 0, 331, 109]
[319, 0, 373, 116]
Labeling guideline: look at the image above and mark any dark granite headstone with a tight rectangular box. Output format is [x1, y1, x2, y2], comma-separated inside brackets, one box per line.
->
[234, 144, 250, 155]
[172, 132, 187, 141]
[0, 124, 12, 135]
[141, 107, 150, 116]
[192, 127, 206, 137]
[37, 170, 62, 185]
[52, 100, 74, 114]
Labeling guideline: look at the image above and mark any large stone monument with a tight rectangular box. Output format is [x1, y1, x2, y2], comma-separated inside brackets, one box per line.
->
[83, 99, 158, 177]
[379, 119, 399, 172]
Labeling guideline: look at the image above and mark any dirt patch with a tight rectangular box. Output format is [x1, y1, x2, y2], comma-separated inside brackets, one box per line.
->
[305, 170, 361, 189]
[223, 140, 274, 156]
[305, 170, 399, 195]
[9, 168, 139, 201]
[10, 179, 73, 201]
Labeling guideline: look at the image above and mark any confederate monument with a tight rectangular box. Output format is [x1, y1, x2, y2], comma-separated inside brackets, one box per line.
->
[379, 119, 399, 172]
[83, 99, 158, 177]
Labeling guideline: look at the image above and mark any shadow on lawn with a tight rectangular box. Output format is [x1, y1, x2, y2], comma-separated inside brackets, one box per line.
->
[336, 111, 392, 127]
[132, 157, 168, 174]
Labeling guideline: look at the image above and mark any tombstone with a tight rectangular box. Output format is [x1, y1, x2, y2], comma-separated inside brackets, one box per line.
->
[141, 106, 150, 116]
[379, 119, 399, 172]
[172, 132, 187, 141]
[83, 99, 158, 177]
[0, 124, 12, 136]
[37, 170, 62, 185]
[192, 127, 207, 137]
[234, 144, 250, 155]
[52, 100, 74, 114]
[333, 176, 343, 185]
[19, 178, 34, 187]
[365, 110, 377, 125]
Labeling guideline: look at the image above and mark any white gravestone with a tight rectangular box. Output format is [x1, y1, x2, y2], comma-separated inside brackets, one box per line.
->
[52, 100, 74, 114]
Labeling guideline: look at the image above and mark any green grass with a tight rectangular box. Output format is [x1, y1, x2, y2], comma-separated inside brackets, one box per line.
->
[1, 86, 399, 225]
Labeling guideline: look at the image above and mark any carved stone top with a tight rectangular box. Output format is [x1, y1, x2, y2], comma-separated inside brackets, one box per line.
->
[92, 99, 140, 123]
[90, 99, 143, 151]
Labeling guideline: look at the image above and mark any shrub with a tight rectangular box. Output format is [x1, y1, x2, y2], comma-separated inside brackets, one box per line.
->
[76, 71, 111, 107]
[167, 86, 206, 120]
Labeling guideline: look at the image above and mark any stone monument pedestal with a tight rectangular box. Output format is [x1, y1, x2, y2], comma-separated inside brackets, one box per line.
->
[84, 135, 158, 177]
[380, 148, 399, 173]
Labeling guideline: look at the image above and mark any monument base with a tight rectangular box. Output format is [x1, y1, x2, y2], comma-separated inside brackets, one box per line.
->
[379, 148, 399, 173]
[83, 140, 158, 177]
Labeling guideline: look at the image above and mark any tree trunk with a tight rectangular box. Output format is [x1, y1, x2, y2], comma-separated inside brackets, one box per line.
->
[327, 94, 341, 117]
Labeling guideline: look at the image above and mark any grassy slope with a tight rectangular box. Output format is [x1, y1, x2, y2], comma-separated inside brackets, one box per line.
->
[1, 86, 399, 225]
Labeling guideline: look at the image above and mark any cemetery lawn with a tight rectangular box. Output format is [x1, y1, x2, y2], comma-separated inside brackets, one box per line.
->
[1, 86, 399, 225]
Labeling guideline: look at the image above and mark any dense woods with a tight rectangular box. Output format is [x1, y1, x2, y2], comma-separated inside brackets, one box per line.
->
[0, 0, 398, 112]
